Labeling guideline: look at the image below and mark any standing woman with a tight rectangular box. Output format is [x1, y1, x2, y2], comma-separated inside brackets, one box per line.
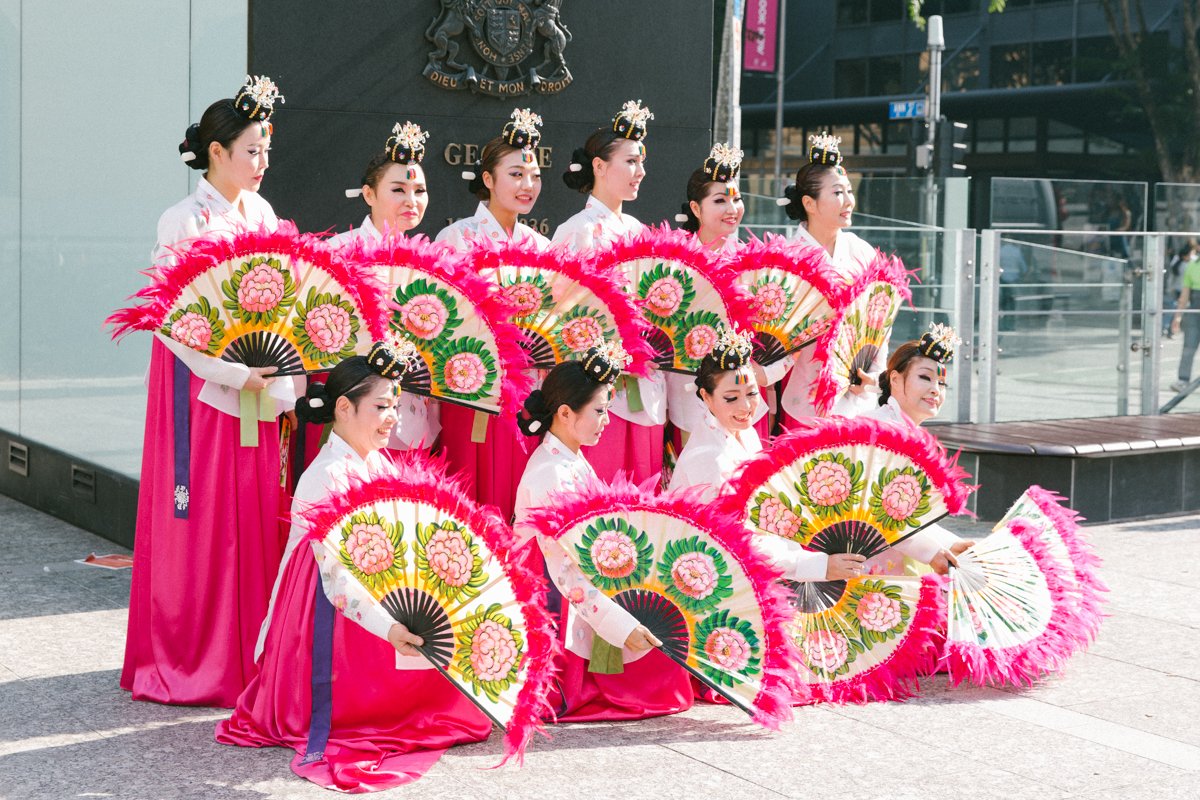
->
[328, 122, 438, 455]
[669, 144, 770, 447]
[764, 133, 887, 425]
[217, 344, 491, 793]
[513, 347, 693, 721]
[122, 76, 297, 706]
[435, 109, 548, 521]
[553, 101, 667, 485]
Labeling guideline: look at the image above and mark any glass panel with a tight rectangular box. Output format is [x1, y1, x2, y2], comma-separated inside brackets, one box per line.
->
[0, 0, 19, 432]
[1076, 36, 1118, 82]
[1047, 120, 1084, 153]
[869, 0, 903, 22]
[990, 44, 1031, 88]
[945, 47, 980, 92]
[1031, 40, 1072, 85]
[975, 117, 1005, 153]
[835, 58, 869, 98]
[868, 55, 904, 97]
[837, 0, 869, 26]
[1007, 116, 1037, 153]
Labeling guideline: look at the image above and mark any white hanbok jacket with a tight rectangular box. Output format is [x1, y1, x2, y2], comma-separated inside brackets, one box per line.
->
[513, 432, 644, 663]
[435, 201, 550, 250]
[153, 177, 303, 416]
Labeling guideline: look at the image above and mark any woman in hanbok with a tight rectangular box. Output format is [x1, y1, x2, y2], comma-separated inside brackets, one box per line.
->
[434, 109, 549, 521]
[327, 122, 438, 456]
[669, 143, 771, 450]
[553, 101, 667, 485]
[216, 343, 491, 792]
[121, 76, 299, 707]
[513, 346, 693, 721]
[762, 133, 888, 426]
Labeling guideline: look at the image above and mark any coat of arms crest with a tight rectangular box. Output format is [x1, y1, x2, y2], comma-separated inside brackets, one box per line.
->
[424, 0, 573, 97]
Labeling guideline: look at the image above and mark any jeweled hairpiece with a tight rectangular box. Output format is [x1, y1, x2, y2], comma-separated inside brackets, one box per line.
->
[368, 338, 420, 380]
[808, 132, 843, 167]
[386, 121, 429, 166]
[612, 100, 654, 141]
[233, 75, 284, 122]
[581, 340, 632, 385]
[708, 326, 754, 371]
[502, 107, 543, 151]
[916, 323, 961, 364]
[704, 142, 744, 183]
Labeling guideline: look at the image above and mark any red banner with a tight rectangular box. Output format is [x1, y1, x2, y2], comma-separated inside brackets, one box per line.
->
[743, 0, 779, 73]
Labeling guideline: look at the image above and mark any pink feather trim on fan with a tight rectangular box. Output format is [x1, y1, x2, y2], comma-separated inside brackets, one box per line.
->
[734, 232, 855, 309]
[105, 221, 391, 344]
[346, 234, 535, 421]
[525, 476, 801, 729]
[721, 415, 976, 521]
[464, 238, 657, 377]
[942, 518, 1080, 688]
[795, 573, 947, 706]
[808, 249, 915, 416]
[1018, 486, 1108, 648]
[299, 451, 560, 765]
[595, 223, 757, 333]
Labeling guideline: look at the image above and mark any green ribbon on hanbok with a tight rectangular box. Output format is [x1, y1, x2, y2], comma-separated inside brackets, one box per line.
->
[616, 376, 644, 413]
[238, 389, 276, 447]
[587, 637, 625, 674]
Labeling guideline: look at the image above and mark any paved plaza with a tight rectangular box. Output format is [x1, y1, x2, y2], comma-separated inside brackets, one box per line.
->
[0, 494, 1197, 800]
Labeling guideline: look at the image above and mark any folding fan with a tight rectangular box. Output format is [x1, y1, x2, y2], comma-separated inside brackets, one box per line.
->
[468, 240, 654, 374]
[723, 416, 973, 702]
[942, 518, 1078, 688]
[810, 253, 912, 415]
[344, 236, 532, 417]
[107, 223, 390, 374]
[733, 234, 850, 366]
[993, 486, 1106, 652]
[526, 479, 798, 728]
[593, 224, 754, 374]
[302, 457, 557, 762]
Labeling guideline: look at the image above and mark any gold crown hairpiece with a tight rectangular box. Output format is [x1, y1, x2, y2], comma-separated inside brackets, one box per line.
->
[380, 333, 423, 371]
[704, 141, 744, 181]
[808, 132, 843, 166]
[238, 75, 284, 112]
[613, 99, 654, 140]
[714, 326, 754, 358]
[390, 121, 429, 154]
[581, 339, 632, 384]
[916, 323, 961, 364]
[509, 108, 543, 133]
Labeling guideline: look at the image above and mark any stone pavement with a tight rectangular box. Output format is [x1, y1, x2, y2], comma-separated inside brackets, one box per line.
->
[0, 494, 1197, 800]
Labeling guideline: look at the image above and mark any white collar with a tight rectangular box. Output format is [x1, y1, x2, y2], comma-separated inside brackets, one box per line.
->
[197, 176, 246, 221]
[324, 431, 371, 466]
[359, 215, 384, 242]
[585, 194, 622, 220]
[884, 396, 922, 429]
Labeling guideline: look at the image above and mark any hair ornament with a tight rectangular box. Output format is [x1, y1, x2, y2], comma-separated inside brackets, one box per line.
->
[502, 107, 543, 151]
[385, 121, 429, 165]
[916, 323, 961, 364]
[612, 99, 654, 141]
[709, 326, 754, 370]
[808, 132, 843, 167]
[308, 397, 325, 408]
[345, 188, 363, 198]
[580, 340, 631, 385]
[704, 142, 744, 182]
[233, 75, 284, 122]
[368, 338, 421, 380]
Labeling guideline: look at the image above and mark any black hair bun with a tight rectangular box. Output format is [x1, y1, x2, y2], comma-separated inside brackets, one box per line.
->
[678, 202, 699, 233]
[296, 382, 336, 425]
[179, 123, 207, 170]
[562, 147, 594, 192]
[781, 183, 804, 221]
[517, 389, 554, 436]
[466, 161, 486, 197]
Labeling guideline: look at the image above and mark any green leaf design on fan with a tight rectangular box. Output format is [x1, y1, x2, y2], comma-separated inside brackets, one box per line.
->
[432, 337, 499, 402]
[749, 489, 811, 542]
[795, 621, 860, 679]
[750, 275, 795, 325]
[797, 452, 866, 519]
[221, 256, 296, 326]
[787, 312, 834, 349]
[455, 603, 526, 702]
[502, 273, 554, 320]
[392, 278, 463, 342]
[575, 516, 654, 592]
[843, 578, 912, 646]
[637, 261, 696, 326]
[868, 465, 933, 531]
[656, 535, 734, 615]
[337, 511, 407, 592]
[672, 309, 725, 371]
[414, 520, 488, 604]
[692, 608, 762, 687]
[863, 284, 899, 338]
[292, 287, 362, 367]
[553, 304, 612, 356]
[161, 296, 226, 356]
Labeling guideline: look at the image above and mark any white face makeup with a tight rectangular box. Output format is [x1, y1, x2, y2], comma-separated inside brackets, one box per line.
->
[692, 180, 745, 243]
[889, 356, 947, 425]
[209, 123, 271, 196]
[364, 162, 428, 234]
[701, 367, 760, 432]
[803, 168, 855, 231]
[594, 138, 647, 203]
[334, 378, 399, 458]
[484, 148, 543, 217]
[558, 385, 612, 448]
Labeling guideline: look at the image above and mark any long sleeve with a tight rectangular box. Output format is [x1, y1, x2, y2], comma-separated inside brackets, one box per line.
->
[388, 394, 439, 450]
[761, 354, 794, 386]
[891, 522, 960, 564]
[157, 333, 252, 390]
[538, 537, 640, 648]
[310, 542, 397, 641]
[753, 533, 830, 581]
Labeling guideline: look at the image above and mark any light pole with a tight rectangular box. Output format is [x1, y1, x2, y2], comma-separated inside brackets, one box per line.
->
[923, 15, 944, 229]
[772, 0, 787, 195]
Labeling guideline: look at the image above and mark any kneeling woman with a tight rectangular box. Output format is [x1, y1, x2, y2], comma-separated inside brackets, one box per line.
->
[216, 344, 490, 793]
[513, 347, 693, 721]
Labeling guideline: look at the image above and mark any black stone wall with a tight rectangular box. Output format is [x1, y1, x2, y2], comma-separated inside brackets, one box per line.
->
[249, 0, 714, 239]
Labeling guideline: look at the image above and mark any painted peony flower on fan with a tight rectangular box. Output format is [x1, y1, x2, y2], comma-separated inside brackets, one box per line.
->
[591, 529, 639, 579]
[807, 460, 854, 508]
[303, 304, 353, 354]
[645, 275, 685, 318]
[880, 473, 923, 522]
[170, 312, 213, 351]
[238, 262, 287, 313]
[469, 618, 521, 683]
[683, 324, 719, 360]
[855, 591, 903, 632]
[704, 627, 753, 672]
[345, 521, 396, 576]
[670, 551, 719, 601]
[400, 294, 450, 339]
[444, 352, 488, 395]
[559, 315, 605, 353]
[424, 526, 473, 588]
[803, 628, 850, 673]
[757, 496, 804, 540]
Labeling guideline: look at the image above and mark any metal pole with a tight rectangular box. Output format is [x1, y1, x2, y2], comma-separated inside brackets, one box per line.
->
[977, 229, 1001, 423]
[1117, 276, 1131, 416]
[1140, 234, 1164, 414]
[730, 1, 743, 150]
[953, 228, 977, 422]
[924, 16, 944, 229]
[772, 0, 787, 194]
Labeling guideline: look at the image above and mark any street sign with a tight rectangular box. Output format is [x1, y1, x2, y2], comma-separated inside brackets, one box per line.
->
[888, 99, 926, 120]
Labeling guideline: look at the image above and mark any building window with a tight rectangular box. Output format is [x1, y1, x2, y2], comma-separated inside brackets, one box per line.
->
[836, 0, 869, 26]
[1076, 36, 1119, 82]
[1008, 117, 1037, 153]
[868, 55, 905, 96]
[990, 44, 1031, 88]
[857, 122, 884, 155]
[1047, 120, 1084, 153]
[1031, 40, 1072, 85]
[944, 47, 980, 92]
[920, 0, 976, 14]
[834, 58, 869, 97]
[975, 118, 1005, 153]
